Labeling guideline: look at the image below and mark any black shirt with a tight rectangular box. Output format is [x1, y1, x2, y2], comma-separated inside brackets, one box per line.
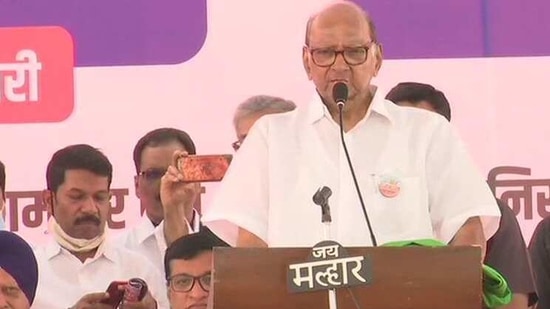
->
[529, 215, 550, 308]
[486, 199, 538, 306]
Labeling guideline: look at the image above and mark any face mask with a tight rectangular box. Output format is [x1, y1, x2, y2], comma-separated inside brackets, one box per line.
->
[49, 217, 107, 252]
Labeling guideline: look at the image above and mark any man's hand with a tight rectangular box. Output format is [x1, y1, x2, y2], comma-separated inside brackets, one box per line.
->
[119, 290, 157, 309]
[69, 292, 112, 309]
[160, 150, 201, 245]
[237, 227, 268, 248]
[450, 216, 487, 262]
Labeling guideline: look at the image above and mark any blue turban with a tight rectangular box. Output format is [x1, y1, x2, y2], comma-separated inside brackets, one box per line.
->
[0, 231, 38, 304]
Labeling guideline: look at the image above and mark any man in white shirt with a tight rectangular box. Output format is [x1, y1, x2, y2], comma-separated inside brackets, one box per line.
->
[117, 128, 201, 272]
[32, 144, 168, 309]
[202, 1, 501, 254]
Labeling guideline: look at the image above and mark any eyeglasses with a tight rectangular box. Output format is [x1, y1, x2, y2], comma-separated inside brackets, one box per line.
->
[137, 168, 167, 181]
[232, 135, 246, 151]
[168, 273, 211, 293]
[232, 140, 242, 151]
[307, 44, 374, 67]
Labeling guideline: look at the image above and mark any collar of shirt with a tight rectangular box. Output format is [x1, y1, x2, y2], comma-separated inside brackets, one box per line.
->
[305, 85, 394, 126]
[135, 216, 157, 245]
[44, 237, 118, 263]
[136, 209, 201, 245]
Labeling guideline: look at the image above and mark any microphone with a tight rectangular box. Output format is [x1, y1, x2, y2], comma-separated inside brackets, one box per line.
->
[332, 82, 348, 107]
[332, 82, 378, 246]
[313, 186, 332, 223]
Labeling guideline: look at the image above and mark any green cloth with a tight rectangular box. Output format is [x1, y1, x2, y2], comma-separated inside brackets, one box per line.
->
[382, 239, 512, 308]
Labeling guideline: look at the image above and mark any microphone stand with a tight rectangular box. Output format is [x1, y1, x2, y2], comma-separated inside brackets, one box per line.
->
[314, 187, 338, 309]
[323, 211, 338, 309]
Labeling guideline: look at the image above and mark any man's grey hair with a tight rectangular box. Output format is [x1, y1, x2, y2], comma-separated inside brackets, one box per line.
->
[233, 95, 297, 128]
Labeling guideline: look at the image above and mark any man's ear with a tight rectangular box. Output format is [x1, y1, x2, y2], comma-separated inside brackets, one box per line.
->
[371, 43, 383, 76]
[43, 190, 54, 216]
[134, 175, 141, 199]
[302, 46, 313, 80]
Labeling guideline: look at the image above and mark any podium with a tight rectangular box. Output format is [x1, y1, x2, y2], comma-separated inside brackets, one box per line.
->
[211, 246, 482, 309]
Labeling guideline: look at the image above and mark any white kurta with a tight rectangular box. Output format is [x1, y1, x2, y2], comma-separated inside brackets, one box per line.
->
[32, 239, 169, 309]
[202, 87, 500, 248]
[116, 209, 201, 273]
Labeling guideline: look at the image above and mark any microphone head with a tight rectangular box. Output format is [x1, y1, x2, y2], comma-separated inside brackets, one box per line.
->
[313, 186, 333, 206]
[332, 82, 348, 105]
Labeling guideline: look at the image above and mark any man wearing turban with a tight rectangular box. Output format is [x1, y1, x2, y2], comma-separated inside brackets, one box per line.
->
[0, 230, 39, 309]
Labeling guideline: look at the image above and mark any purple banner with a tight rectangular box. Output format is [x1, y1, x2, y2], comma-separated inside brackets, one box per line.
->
[355, 0, 550, 59]
[0, 0, 207, 67]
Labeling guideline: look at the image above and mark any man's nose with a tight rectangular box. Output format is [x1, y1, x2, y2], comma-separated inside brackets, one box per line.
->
[331, 52, 350, 70]
[188, 283, 208, 299]
[0, 292, 10, 308]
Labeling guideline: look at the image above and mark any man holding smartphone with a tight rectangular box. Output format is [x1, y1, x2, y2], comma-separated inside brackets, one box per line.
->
[117, 128, 202, 272]
[31, 144, 168, 309]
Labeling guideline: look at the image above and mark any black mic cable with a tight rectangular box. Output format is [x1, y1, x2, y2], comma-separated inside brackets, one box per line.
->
[333, 82, 378, 247]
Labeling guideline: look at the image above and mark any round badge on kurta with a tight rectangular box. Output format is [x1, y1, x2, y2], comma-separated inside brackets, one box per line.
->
[378, 175, 401, 198]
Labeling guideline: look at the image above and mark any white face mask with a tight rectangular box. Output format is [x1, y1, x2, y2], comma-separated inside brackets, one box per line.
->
[48, 217, 107, 252]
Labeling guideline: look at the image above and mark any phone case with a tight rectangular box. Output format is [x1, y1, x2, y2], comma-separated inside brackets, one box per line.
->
[177, 154, 232, 182]
[101, 281, 127, 308]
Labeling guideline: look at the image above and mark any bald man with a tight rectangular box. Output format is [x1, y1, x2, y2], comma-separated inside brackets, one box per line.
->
[202, 1, 500, 253]
[0, 231, 39, 309]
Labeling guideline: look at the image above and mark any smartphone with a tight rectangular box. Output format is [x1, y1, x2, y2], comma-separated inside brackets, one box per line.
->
[177, 154, 233, 182]
[101, 281, 127, 308]
[123, 278, 148, 302]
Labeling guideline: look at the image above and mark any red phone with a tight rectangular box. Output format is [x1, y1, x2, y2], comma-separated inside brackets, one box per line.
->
[101, 281, 127, 308]
[177, 154, 233, 182]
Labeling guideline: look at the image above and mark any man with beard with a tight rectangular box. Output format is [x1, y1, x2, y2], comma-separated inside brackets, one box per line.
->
[32, 144, 168, 309]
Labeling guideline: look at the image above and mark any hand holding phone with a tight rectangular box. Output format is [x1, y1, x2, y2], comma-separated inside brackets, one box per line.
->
[100, 281, 127, 308]
[176, 154, 232, 183]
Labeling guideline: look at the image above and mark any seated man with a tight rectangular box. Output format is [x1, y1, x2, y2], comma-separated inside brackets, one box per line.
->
[159, 97, 297, 246]
[232, 95, 296, 151]
[164, 228, 228, 309]
[0, 230, 39, 309]
[386, 81, 538, 309]
[118, 128, 201, 271]
[529, 218, 550, 308]
[32, 144, 168, 309]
